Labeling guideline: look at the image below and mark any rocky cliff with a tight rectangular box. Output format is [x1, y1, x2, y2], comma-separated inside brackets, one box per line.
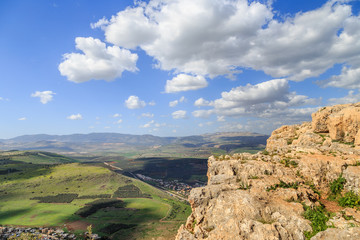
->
[176, 103, 360, 240]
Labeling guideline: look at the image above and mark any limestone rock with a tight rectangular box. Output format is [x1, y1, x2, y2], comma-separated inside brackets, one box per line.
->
[311, 103, 360, 145]
[343, 166, 360, 194]
[176, 103, 360, 240]
[310, 227, 360, 240]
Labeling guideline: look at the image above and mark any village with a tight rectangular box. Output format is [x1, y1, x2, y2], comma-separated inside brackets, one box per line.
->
[135, 173, 205, 197]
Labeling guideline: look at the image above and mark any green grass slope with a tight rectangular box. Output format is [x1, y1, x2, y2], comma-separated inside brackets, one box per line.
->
[0, 150, 76, 164]
[0, 160, 190, 239]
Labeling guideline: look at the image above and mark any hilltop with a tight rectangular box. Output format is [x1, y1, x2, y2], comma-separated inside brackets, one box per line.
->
[176, 103, 360, 240]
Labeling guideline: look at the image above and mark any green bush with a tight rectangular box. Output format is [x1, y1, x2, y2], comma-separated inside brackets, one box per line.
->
[77, 194, 111, 199]
[330, 174, 346, 195]
[113, 184, 151, 198]
[262, 150, 269, 155]
[31, 193, 78, 203]
[303, 204, 331, 239]
[266, 180, 299, 191]
[328, 174, 346, 200]
[338, 191, 360, 208]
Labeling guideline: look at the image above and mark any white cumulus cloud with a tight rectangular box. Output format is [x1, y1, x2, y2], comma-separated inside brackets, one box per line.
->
[169, 96, 186, 107]
[125, 95, 146, 109]
[193, 79, 320, 121]
[92, 0, 360, 86]
[319, 66, 360, 89]
[169, 100, 179, 107]
[165, 74, 208, 93]
[328, 90, 360, 105]
[172, 110, 187, 119]
[18, 117, 26, 121]
[31, 91, 55, 104]
[141, 120, 155, 128]
[59, 37, 138, 83]
[67, 114, 83, 120]
[194, 98, 213, 107]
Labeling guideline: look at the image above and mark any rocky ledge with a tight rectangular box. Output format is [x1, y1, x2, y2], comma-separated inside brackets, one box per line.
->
[176, 103, 360, 240]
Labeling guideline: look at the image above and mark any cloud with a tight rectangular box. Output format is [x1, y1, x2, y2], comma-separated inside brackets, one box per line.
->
[192, 109, 214, 118]
[67, 114, 83, 120]
[125, 95, 146, 109]
[18, 117, 26, 121]
[198, 122, 213, 127]
[113, 113, 121, 118]
[148, 101, 156, 106]
[141, 120, 155, 128]
[93, 6, 158, 49]
[169, 96, 186, 107]
[218, 79, 288, 106]
[218, 123, 245, 132]
[217, 116, 226, 122]
[194, 98, 213, 107]
[93, 0, 360, 85]
[169, 100, 179, 107]
[59, 37, 138, 83]
[193, 79, 320, 121]
[115, 119, 123, 124]
[90, 17, 109, 29]
[140, 120, 165, 128]
[328, 90, 360, 105]
[165, 74, 208, 93]
[31, 91, 55, 104]
[319, 66, 360, 89]
[172, 110, 187, 119]
[142, 113, 154, 118]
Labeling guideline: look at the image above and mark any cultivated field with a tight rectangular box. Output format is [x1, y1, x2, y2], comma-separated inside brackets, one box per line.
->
[0, 152, 190, 239]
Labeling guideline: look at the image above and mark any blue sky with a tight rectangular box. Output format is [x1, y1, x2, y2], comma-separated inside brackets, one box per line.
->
[1, 0, 360, 139]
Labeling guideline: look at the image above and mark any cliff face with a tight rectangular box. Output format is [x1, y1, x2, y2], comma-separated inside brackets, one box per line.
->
[176, 103, 360, 240]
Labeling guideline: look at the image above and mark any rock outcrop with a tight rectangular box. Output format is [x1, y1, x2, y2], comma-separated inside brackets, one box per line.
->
[176, 103, 360, 240]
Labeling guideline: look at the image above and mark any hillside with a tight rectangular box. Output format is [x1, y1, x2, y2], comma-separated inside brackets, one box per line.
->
[0, 150, 76, 164]
[0, 158, 190, 239]
[176, 103, 360, 240]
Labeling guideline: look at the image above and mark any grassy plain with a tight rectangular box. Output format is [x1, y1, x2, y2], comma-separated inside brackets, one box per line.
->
[0, 155, 190, 239]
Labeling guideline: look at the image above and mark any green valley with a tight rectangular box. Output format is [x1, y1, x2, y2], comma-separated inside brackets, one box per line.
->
[0, 152, 191, 239]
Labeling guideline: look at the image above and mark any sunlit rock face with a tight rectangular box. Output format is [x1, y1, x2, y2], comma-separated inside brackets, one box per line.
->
[176, 103, 360, 240]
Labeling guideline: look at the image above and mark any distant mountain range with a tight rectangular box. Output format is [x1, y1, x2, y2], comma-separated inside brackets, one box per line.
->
[1, 133, 174, 145]
[0, 132, 269, 156]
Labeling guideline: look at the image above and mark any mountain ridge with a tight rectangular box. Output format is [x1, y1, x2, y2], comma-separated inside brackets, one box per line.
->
[1, 131, 267, 143]
[0, 132, 268, 156]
